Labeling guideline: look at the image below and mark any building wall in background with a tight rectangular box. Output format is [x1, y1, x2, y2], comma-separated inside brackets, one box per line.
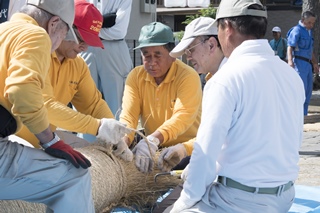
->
[126, 1, 157, 67]
[125, 1, 302, 67]
[266, 10, 301, 41]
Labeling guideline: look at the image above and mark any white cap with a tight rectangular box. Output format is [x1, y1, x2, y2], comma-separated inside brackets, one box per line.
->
[216, 0, 267, 20]
[170, 17, 218, 58]
[27, 0, 78, 44]
[272, 26, 281, 32]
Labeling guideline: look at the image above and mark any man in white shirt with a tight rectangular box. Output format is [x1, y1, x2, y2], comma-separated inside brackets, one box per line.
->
[167, 0, 305, 212]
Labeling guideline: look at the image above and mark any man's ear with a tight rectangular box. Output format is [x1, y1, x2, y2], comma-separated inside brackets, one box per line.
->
[47, 16, 61, 35]
[208, 36, 217, 50]
[223, 20, 235, 38]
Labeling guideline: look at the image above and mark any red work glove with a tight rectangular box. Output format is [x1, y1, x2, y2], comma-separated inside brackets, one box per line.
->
[45, 140, 91, 169]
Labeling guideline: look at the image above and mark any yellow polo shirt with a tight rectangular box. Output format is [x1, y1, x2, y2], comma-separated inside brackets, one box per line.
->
[120, 59, 202, 149]
[0, 13, 51, 134]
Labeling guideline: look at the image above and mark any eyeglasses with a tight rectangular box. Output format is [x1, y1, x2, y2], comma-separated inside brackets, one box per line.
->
[73, 26, 85, 44]
[184, 37, 209, 56]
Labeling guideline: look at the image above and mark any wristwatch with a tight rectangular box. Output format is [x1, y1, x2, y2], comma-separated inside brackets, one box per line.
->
[40, 132, 60, 149]
[147, 135, 160, 146]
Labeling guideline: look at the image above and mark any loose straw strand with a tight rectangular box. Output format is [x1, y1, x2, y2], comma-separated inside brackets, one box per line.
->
[126, 127, 157, 163]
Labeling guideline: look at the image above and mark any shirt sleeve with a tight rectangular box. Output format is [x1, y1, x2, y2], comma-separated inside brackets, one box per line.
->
[177, 79, 235, 209]
[43, 59, 113, 135]
[287, 26, 299, 47]
[71, 59, 114, 120]
[5, 30, 51, 134]
[119, 69, 141, 141]
[182, 137, 195, 156]
[100, 0, 132, 39]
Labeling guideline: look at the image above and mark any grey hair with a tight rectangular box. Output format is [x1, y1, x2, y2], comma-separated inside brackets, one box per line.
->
[302, 11, 316, 20]
[19, 5, 53, 28]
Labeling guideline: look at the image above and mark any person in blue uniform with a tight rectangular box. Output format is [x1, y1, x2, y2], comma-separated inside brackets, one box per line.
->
[287, 11, 319, 115]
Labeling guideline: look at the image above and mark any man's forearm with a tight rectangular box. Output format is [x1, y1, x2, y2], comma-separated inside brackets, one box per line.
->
[287, 46, 294, 62]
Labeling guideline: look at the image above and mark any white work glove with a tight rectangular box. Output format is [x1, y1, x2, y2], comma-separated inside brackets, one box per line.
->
[158, 143, 187, 172]
[181, 164, 189, 181]
[132, 136, 159, 173]
[97, 118, 132, 145]
[112, 139, 133, 162]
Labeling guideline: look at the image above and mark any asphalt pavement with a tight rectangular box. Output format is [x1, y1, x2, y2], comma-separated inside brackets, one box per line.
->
[301, 90, 320, 155]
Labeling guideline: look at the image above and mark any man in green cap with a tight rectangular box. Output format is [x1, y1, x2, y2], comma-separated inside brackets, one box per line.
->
[119, 22, 202, 173]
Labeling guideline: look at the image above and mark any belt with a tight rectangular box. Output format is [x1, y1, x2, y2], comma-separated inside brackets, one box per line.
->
[294, 55, 312, 64]
[217, 176, 293, 195]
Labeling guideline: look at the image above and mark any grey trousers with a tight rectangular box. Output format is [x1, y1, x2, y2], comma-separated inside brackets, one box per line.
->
[165, 182, 295, 213]
[0, 137, 95, 213]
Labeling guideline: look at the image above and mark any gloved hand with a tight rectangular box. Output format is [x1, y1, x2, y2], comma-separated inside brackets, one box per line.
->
[97, 118, 132, 146]
[112, 139, 133, 162]
[132, 136, 159, 173]
[102, 12, 117, 28]
[158, 143, 187, 172]
[45, 140, 91, 169]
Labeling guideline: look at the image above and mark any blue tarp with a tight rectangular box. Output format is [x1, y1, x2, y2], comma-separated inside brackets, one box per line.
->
[289, 185, 320, 213]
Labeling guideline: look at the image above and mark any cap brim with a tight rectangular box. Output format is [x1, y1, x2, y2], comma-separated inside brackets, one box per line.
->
[78, 29, 104, 49]
[65, 24, 79, 44]
[133, 42, 169, 50]
[169, 37, 195, 58]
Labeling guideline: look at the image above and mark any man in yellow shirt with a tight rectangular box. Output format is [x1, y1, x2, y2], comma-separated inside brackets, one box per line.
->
[16, 0, 133, 161]
[0, 0, 95, 211]
[120, 22, 202, 173]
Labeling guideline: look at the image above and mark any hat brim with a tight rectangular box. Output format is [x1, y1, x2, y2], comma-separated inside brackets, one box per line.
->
[169, 37, 195, 58]
[133, 42, 169, 50]
[78, 28, 104, 49]
[65, 24, 79, 44]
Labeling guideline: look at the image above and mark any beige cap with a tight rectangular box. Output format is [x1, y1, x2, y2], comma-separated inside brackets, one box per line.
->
[216, 0, 267, 20]
[27, 0, 78, 43]
[170, 17, 218, 58]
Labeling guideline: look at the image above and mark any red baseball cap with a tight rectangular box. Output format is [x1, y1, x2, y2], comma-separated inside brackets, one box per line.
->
[74, 0, 104, 48]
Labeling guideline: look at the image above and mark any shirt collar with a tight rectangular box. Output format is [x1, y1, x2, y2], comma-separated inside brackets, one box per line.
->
[10, 13, 39, 26]
[145, 60, 177, 85]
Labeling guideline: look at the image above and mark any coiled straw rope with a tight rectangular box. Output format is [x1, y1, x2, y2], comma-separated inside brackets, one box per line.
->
[0, 131, 182, 213]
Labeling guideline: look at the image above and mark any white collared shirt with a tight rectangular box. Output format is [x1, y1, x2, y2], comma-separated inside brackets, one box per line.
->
[179, 39, 305, 207]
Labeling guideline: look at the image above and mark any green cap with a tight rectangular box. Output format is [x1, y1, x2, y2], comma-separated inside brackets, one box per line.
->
[134, 22, 174, 50]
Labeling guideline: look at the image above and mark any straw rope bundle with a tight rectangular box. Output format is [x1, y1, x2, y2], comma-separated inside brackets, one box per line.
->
[0, 144, 182, 213]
